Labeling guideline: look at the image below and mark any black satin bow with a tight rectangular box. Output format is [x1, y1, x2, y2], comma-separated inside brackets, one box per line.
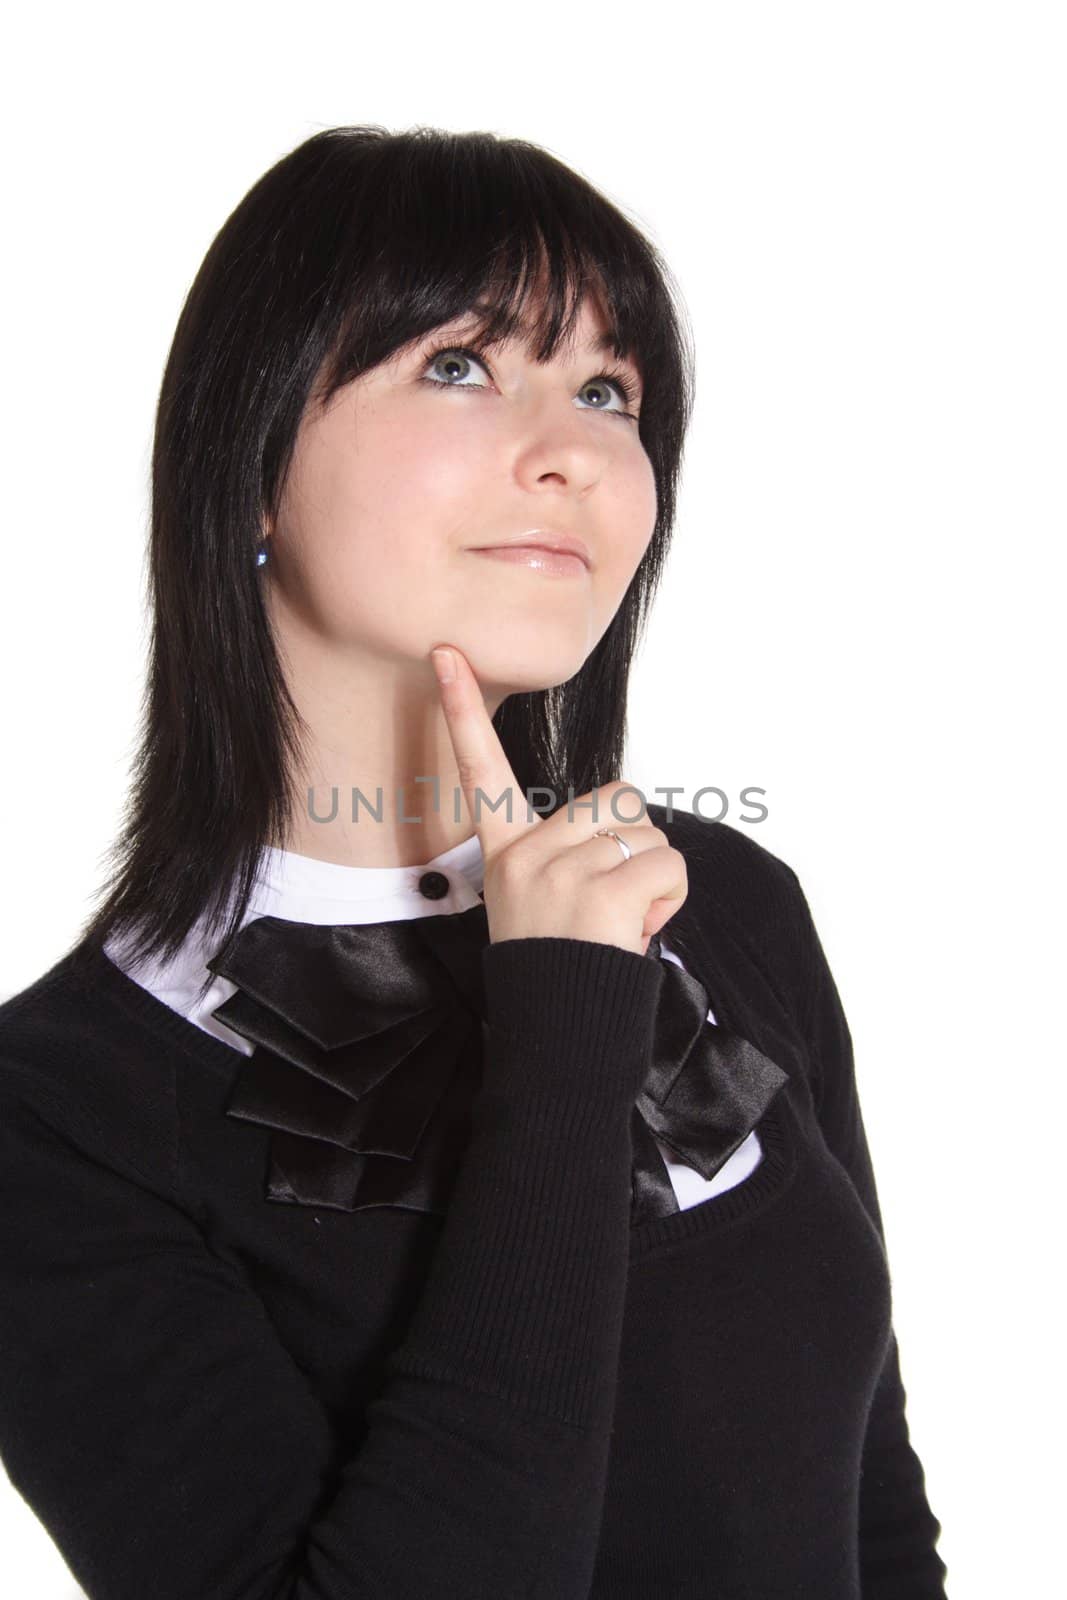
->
[206, 903, 789, 1226]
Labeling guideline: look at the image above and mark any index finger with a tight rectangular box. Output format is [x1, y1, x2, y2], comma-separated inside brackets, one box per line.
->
[429, 645, 538, 858]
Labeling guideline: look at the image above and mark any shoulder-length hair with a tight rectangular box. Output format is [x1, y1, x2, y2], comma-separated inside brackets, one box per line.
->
[77, 123, 696, 987]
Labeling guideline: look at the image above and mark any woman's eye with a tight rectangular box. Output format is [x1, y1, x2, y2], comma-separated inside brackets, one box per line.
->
[422, 345, 491, 390]
[419, 343, 639, 422]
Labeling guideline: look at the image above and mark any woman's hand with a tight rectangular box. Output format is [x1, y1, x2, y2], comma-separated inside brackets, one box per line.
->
[430, 645, 688, 956]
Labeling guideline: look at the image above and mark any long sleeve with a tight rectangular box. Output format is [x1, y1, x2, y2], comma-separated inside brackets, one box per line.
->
[794, 881, 949, 1598]
[0, 936, 664, 1600]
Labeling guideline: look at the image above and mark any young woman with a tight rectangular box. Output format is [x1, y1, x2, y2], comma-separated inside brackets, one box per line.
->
[0, 125, 947, 1598]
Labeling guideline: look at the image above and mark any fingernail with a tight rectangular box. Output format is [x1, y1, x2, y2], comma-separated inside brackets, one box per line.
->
[431, 647, 456, 683]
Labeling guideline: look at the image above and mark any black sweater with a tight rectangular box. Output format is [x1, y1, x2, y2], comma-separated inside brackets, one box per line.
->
[0, 809, 948, 1598]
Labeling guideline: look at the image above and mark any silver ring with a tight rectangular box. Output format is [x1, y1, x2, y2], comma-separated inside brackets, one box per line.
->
[593, 827, 631, 862]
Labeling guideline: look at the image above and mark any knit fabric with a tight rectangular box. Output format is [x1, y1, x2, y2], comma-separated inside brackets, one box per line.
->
[0, 808, 947, 1598]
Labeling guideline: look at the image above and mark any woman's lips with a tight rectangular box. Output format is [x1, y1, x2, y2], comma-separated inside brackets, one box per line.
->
[468, 546, 589, 577]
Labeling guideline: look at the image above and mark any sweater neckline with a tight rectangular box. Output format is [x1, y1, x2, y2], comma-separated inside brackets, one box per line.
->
[63, 915, 800, 1255]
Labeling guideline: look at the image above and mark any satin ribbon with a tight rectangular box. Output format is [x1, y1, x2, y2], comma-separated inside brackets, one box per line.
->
[206, 903, 789, 1225]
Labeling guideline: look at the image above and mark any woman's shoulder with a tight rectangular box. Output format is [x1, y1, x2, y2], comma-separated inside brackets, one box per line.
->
[645, 804, 805, 924]
[0, 940, 183, 1194]
[0, 939, 99, 1064]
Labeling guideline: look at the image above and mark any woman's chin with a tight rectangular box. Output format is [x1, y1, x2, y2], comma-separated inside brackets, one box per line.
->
[444, 633, 592, 698]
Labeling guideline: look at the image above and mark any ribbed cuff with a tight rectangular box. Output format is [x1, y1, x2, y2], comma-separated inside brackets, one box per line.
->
[481, 936, 665, 1095]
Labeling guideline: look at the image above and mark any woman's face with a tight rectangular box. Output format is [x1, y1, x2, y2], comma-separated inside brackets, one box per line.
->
[266, 292, 657, 696]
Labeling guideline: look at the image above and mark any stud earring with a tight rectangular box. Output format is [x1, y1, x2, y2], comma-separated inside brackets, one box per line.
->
[254, 538, 270, 569]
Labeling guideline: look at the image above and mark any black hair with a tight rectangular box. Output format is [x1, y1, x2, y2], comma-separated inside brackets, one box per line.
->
[76, 124, 696, 996]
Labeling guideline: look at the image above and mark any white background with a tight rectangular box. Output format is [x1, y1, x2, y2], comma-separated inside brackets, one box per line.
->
[1, 2, 1064, 1594]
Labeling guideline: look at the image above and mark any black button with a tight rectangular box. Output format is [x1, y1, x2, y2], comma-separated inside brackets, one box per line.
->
[418, 870, 450, 900]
